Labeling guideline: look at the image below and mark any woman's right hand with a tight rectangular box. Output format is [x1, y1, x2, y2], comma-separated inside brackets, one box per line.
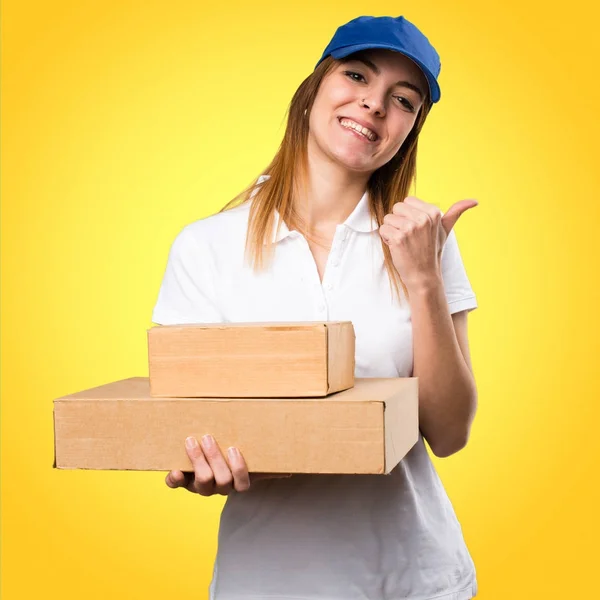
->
[165, 435, 291, 496]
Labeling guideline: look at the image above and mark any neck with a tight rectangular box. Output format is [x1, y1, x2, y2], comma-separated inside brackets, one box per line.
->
[292, 149, 371, 236]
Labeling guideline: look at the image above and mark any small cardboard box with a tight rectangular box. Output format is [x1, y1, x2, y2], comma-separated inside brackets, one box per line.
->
[53, 376, 419, 474]
[147, 321, 355, 398]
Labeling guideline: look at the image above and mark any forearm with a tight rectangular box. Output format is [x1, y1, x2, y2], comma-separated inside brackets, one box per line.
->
[408, 276, 478, 457]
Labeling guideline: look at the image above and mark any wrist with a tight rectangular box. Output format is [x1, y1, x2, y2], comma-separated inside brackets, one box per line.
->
[404, 272, 444, 297]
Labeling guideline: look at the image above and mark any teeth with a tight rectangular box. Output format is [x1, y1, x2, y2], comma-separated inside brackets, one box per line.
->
[339, 118, 377, 141]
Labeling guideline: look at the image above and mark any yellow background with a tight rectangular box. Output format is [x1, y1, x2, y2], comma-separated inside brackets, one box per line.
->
[2, 0, 599, 598]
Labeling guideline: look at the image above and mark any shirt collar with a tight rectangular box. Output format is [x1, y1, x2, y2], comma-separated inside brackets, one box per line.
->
[253, 174, 378, 244]
[342, 188, 378, 233]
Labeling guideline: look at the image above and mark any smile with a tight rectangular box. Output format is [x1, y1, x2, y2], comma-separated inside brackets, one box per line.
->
[338, 118, 378, 142]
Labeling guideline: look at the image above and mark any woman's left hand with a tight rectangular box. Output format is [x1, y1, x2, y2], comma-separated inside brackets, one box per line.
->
[378, 196, 478, 292]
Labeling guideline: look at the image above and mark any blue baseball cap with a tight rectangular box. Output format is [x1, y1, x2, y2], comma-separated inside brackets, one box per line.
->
[315, 16, 441, 104]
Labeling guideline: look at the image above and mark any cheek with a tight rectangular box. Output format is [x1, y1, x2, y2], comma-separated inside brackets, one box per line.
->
[310, 89, 355, 142]
[314, 79, 356, 114]
[389, 116, 418, 148]
[328, 84, 355, 107]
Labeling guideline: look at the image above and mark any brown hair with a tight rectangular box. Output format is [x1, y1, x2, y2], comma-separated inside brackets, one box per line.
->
[220, 54, 432, 302]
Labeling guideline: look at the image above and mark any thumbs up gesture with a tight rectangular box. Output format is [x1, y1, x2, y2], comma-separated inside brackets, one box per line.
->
[378, 196, 478, 292]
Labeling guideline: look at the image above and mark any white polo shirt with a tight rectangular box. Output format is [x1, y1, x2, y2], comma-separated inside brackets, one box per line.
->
[152, 176, 479, 600]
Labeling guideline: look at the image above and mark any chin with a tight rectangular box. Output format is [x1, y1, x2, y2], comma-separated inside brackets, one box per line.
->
[332, 151, 379, 174]
[310, 132, 382, 174]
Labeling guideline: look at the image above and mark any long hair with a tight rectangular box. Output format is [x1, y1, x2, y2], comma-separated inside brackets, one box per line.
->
[220, 55, 432, 302]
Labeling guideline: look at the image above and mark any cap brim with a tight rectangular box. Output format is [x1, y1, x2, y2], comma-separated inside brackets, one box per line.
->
[328, 43, 440, 103]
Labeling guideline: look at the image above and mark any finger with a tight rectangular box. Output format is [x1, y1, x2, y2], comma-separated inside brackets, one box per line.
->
[379, 223, 393, 245]
[441, 199, 478, 234]
[200, 435, 234, 495]
[379, 222, 412, 246]
[402, 196, 443, 220]
[165, 470, 185, 488]
[166, 470, 197, 492]
[226, 447, 251, 492]
[383, 213, 414, 231]
[185, 436, 218, 496]
[392, 200, 439, 225]
[402, 195, 435, 209]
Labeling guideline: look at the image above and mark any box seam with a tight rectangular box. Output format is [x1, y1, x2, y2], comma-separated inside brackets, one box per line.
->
[325, 323, 330, 394]
[52, 403, 57, 468]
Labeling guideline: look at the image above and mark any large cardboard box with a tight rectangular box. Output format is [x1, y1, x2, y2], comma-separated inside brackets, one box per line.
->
[147, 321, 355, 398]
[53, 376, 419, 474]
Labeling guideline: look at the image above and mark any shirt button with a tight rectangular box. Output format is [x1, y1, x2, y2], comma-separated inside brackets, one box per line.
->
[325, 283, 333, 292]
[318, 303, 326, 312]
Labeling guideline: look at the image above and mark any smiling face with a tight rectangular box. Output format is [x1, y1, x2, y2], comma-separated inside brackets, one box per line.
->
[307, 49, 429, 175]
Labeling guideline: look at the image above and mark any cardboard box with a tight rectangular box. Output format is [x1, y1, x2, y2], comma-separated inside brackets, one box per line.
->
[147, 321, 355, 398]
[53, 376, 419, 474]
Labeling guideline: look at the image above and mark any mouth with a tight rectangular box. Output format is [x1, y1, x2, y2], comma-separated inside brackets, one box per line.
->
[337, 117, 379, 143]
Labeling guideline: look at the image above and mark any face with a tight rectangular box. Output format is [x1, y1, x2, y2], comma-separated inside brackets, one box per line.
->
[307, 49, 429, 175]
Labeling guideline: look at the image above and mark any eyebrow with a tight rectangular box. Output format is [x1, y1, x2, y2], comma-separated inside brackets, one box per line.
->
[341, 56, 425, 101]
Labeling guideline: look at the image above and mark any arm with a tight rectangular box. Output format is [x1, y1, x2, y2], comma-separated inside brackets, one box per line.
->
[379, 195, 479, 458]
[409, 279, 477, 458]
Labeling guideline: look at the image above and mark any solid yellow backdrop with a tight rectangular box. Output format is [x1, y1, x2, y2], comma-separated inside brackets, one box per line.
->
[2, 1, 599, 598]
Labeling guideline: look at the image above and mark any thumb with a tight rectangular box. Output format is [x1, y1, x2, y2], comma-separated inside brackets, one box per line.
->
[441, 199, 478, 235]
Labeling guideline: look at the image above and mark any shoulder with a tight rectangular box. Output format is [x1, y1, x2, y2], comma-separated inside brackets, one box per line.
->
[179, 174, 268, 251]
[440, 228, 478, 314]
[440, 229, 463, 271]
[175, 201, 251, 252]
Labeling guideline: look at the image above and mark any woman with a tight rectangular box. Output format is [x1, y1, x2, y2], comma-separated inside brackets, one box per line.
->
[154, 15, 479, 600]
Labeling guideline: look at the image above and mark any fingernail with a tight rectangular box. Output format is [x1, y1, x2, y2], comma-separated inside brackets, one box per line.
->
[227, 447, 240, 461]
[185, 436, 198, 450]
[201, 434, 214, 449]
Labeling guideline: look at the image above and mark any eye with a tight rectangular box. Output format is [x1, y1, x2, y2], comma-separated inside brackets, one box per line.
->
[344, 69, 416, 112]
[343, 70, 366, 83]
[394, 96, 415, 112]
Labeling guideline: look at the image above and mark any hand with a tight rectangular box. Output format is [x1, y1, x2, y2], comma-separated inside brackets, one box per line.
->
[378, 196, 478, 291]
[165, 435, 291, 496]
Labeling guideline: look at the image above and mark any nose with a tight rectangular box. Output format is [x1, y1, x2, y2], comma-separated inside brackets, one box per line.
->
[360, 94, 386, 117]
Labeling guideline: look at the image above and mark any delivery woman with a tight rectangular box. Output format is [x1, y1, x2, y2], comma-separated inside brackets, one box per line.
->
[153, 15, 479, 600]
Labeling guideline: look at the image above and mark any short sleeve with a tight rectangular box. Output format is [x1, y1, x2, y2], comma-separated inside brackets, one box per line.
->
[440, 229, 478, 315]
[151, 225, 224, 325]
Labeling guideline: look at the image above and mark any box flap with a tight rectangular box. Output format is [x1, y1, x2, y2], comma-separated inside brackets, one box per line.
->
[383, 377, 419, 473]
[325, 322, 355, 393]
[148, 321, 352, 332]
[54, 377, 416, 404]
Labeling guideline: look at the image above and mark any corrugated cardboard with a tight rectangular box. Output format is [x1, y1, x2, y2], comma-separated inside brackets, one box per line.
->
[53, 376, 419, 474]
[147, 321, 355, 398]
